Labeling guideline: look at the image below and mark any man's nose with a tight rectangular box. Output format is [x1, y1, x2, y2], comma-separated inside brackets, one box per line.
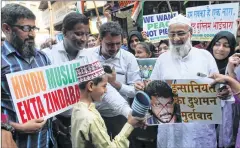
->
[173, 35, 180, 41]
[81, 34, 87, 42]
[158, 108, 167, 115]
[28, 30, 35, 37]
[112, 44, 119, 50]
[218, 44, 225, 51]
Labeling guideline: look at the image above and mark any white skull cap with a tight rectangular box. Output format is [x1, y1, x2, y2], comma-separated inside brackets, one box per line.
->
[168, 14, 191, 27]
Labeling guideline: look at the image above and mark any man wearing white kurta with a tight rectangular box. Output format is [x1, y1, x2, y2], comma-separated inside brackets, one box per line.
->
[150, 14, 219, 147]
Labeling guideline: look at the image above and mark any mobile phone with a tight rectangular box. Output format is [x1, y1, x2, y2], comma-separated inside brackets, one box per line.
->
[197, 72, 207, 77]
[103, 65, 113, 73]
[218, 85, 227, 92]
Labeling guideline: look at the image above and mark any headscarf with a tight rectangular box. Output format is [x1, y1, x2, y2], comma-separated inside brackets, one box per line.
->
[206, 31, 236, 74]
[128, 30, 144, 55]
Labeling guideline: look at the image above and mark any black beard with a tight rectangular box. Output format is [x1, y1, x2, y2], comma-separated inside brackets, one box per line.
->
[157, 113, 174, 123]
[11, 32, 35, 58]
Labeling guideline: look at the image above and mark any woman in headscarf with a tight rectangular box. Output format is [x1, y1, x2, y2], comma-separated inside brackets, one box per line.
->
[207, 31, 237, 148]
[207, 31, 236, 74]
[128, 30, 144, 55]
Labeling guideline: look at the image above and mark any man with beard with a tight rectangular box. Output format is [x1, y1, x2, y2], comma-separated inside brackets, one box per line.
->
[42, 13, 132, 148]
[145, 80, 182, 124]
[135, 14, 220, 147]
[1, 4, 56, 148]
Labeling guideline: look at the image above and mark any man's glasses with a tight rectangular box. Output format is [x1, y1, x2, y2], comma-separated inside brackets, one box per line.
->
[168, 30, 190, 38]
[12, 25, 39, 32]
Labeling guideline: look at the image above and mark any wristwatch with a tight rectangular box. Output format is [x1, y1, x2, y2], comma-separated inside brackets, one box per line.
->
[1, 122, 15, 134]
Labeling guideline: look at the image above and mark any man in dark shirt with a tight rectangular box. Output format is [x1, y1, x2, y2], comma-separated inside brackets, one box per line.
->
[1, 4, 55, 148]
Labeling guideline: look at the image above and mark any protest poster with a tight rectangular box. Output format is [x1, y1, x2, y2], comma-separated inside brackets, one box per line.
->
[137, 58, 157, 80]
[186, 3, 239, 41]
[6, 59, 84, 124]
[146, 78, 222, 125]
[143, 12, 178, 43]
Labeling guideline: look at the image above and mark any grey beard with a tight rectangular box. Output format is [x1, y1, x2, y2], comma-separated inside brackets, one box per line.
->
[11, 32, 35, 58]
[170, 38, 192, 59]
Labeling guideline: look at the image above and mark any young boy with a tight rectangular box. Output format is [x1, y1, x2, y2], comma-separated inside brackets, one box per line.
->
[71, 60, 143, 148]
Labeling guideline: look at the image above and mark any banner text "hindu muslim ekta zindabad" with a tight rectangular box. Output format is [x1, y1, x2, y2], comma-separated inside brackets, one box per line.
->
[6, 60, 82, 123]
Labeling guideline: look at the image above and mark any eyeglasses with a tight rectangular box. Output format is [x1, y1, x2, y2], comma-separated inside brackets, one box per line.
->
[12, 25, 39, 32]
[168, 30, 190, 38]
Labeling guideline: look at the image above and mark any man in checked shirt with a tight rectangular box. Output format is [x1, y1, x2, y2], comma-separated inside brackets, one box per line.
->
[1, 4, 56, 148]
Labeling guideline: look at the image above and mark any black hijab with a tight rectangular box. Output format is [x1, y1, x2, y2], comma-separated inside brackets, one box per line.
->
[127, 31, 144, 55]
[206, 31, 236, 74]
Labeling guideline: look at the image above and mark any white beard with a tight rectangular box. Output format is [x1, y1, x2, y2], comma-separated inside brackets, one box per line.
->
[169, 37, 192, 59]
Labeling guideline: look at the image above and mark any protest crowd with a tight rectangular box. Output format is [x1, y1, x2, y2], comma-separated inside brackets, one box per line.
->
[1, 1, 240, 148]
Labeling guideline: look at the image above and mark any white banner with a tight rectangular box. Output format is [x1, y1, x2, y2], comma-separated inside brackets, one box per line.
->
[143, 12, 178, 43]
[186, 3, 239, 41]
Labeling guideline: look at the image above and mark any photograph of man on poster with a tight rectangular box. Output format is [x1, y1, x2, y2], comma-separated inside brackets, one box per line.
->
[145, 80, 182, 124]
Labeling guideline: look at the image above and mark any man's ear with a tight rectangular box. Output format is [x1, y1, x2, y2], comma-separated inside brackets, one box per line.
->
[87, 81, 94, 92]
[190, 31, 193, 36]
[2, 23, 12, 34]
[189, 27, 193, 36]
[189, 33, 192, 39]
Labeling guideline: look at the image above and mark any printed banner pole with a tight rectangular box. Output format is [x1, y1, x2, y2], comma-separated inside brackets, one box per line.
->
[48, 1, 54, 38]
[166, 1, 173, 15]
[93, 1, 101, 25]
